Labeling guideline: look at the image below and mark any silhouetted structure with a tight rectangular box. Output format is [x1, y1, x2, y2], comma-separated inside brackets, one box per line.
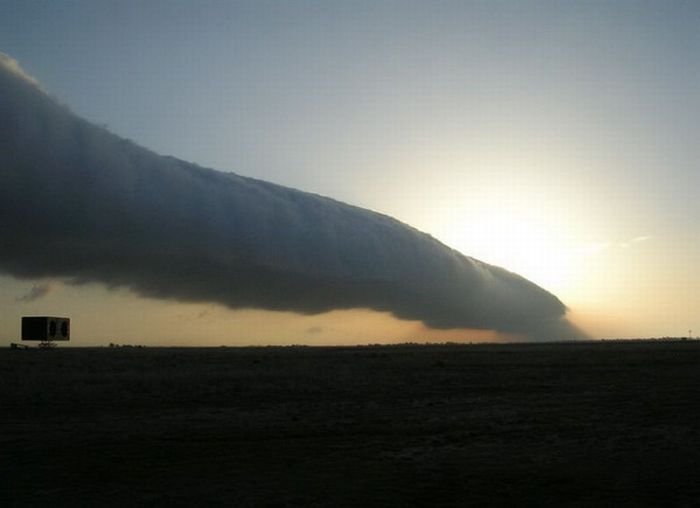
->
[21, 316, 70, 348]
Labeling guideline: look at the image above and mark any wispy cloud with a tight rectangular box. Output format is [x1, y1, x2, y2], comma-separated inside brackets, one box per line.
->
[579, 235, 652, 254]
[16, 282, 55, 302]
[631, 235, 651, 243]
[620, 235, 652, 249]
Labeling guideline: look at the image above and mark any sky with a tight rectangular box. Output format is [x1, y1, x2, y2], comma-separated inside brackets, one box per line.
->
[1, 0, 699, 345]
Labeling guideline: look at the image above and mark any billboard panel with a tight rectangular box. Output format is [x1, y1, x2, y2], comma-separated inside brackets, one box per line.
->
[21, 317, 70, 341]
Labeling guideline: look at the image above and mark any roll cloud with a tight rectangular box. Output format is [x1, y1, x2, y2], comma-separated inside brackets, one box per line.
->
[0, 53, 582, 340]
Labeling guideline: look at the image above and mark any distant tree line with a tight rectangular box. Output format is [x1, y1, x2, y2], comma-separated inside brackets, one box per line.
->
[108, 343, 147, 348]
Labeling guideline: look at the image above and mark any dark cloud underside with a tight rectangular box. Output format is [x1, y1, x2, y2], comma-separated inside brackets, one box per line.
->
[0, 53, 582, 340]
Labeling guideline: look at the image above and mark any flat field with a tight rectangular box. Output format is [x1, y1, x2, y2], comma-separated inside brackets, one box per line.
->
[2, 341, 700, 506]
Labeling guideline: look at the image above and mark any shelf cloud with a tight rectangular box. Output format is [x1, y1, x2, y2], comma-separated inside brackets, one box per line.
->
[0, 53, 583, 340]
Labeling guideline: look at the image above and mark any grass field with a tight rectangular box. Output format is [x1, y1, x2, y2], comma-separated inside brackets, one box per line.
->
[2, 341, 700, 506]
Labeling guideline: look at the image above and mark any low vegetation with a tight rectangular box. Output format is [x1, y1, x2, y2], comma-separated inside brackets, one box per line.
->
[2, 341, 699, 506]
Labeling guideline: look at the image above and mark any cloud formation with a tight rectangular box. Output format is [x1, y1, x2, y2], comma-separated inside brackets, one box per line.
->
[16, 282, 54, 302]
[0, 53, 583, 340]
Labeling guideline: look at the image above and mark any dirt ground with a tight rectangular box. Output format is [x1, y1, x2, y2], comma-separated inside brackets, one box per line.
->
[2, 341, 700, 506]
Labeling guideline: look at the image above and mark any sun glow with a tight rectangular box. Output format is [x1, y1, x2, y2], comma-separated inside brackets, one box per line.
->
[462, 214, 576, 291]
[389, 142, 622, 310]
[444, 211, 577, 295]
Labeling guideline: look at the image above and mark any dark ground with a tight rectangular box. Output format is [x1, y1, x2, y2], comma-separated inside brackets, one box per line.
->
[2, 341, 700, 507]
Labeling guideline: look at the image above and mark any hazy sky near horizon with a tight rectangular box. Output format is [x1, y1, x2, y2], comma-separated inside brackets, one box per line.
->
[1, 1, 699, 344]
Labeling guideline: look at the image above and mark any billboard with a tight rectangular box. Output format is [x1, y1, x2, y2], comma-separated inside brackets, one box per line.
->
[21, 316, 70, 341]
